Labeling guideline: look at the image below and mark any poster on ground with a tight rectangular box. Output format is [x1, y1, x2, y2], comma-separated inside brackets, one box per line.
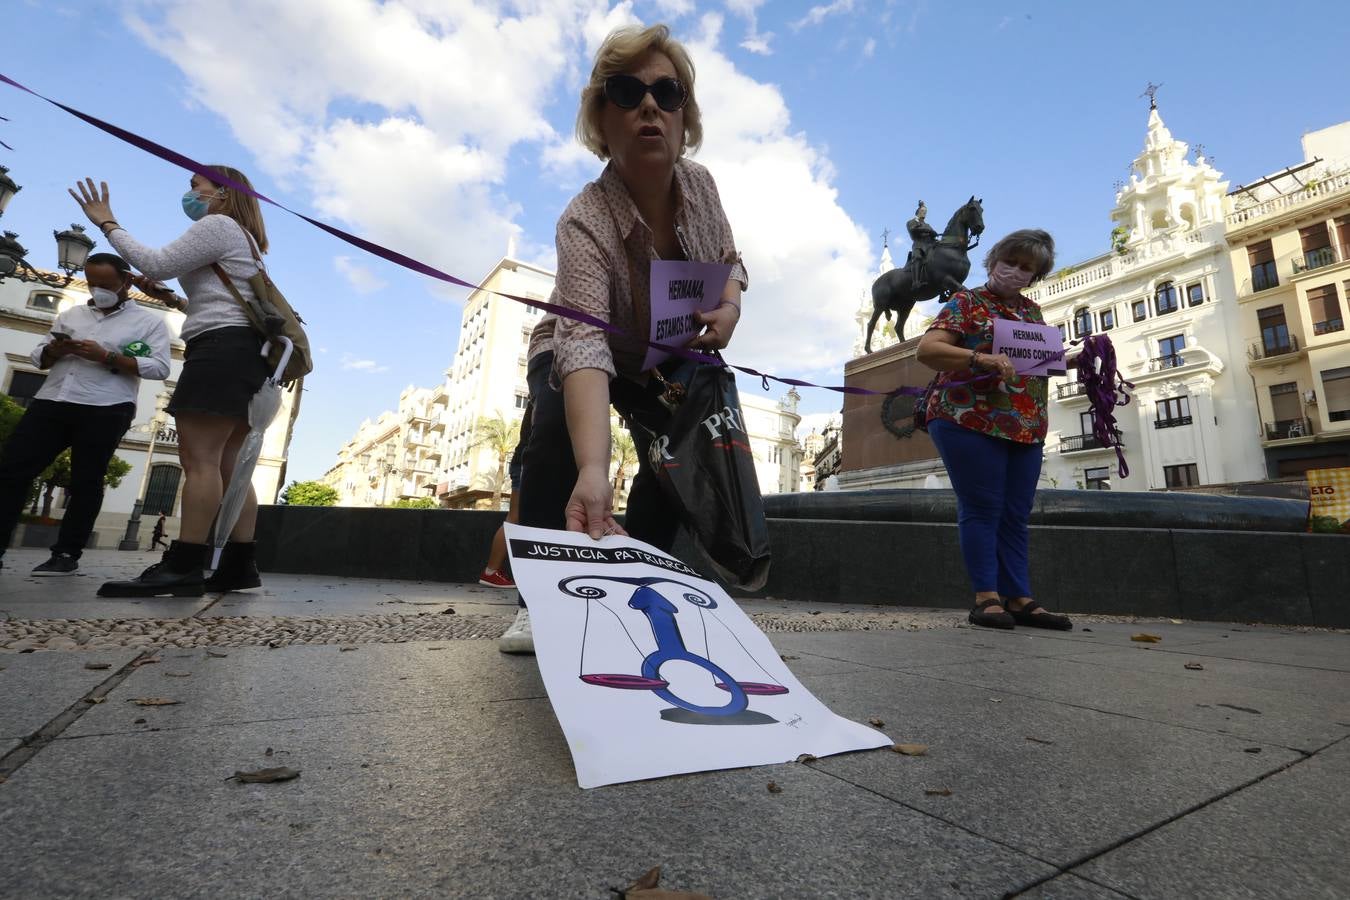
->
[506, 524, 891, 788]
[1307, 467, 1350, 534]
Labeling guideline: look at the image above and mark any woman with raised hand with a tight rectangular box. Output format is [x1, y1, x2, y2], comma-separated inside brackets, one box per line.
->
[917, 229, 1072, 632]
[500, 23, 749, 654]
[70, 167, 272, 597]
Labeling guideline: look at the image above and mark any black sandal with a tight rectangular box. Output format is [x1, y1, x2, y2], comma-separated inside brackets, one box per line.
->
[1007, 600, 1072, 631]
[968, 598, 1015, 630]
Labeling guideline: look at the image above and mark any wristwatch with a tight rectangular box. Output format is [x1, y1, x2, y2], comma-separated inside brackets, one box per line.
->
[105, 350, 121, 373]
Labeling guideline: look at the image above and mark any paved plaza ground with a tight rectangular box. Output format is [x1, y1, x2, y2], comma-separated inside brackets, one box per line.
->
[2, 548, 1347, 898]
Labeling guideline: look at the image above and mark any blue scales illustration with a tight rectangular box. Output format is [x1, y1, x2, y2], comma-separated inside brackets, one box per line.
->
[558, 575, 788, 720]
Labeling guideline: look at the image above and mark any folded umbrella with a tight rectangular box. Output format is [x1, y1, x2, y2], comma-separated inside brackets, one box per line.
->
[209, 337, 293, 571]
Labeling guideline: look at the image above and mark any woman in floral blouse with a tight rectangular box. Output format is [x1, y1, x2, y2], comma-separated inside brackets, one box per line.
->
[917, 229, 1072, 631]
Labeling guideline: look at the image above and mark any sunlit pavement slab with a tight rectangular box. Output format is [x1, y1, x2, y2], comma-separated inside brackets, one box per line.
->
[2, 549, 1347, 898]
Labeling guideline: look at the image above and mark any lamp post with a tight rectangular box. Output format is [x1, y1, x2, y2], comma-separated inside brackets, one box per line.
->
[0, 166, 96, 287]
[118, 391, 173, 551]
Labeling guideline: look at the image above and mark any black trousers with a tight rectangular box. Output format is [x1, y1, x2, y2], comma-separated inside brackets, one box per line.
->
[0, 399, 134, 559]
[518, 352, 679, 552]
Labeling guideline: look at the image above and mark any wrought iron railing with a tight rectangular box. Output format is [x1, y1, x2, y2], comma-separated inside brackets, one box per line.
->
[1249, 335, 1300, 360]
[1056, 382, 1087, 399]
[1059, 433, 1107, 453]
[1264, 418, 1313, 440]
[1292, 246, 1339, 274]
[1154, 416, 1193, 429]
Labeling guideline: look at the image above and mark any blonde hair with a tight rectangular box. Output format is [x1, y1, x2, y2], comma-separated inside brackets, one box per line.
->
[984, 229, 1055, 283]
[576, 24, 702, 160]
[205, 164, 269, 254]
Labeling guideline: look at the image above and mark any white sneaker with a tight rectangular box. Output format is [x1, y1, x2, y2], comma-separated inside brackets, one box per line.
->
[498, 607, 534, 654]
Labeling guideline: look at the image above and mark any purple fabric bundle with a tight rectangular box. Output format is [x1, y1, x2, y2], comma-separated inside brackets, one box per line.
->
[1074, 335, 1134, 477]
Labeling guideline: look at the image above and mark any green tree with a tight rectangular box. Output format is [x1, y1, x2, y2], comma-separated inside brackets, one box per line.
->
[33, 450, 132, 518]
[611, 422, 639, 500]
[279, 480, 339, 506]
[472, 413, 519, 511]
[388, 497, 437, 509]
[0, 394, 23, 447]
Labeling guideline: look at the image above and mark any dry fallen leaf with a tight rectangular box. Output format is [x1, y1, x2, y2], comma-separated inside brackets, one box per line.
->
[987, 698, 1003, 703]
[766, 781, 783, 794]
[228, 766, 300, 784]
[617, 865, 714, 900]
[1243, 747, 1262, 754]
[164, 672, 191, 678]
[127, 698, 180, 706]
[1184, 662, 1205, 671]
[339, 647, 358, 652]
[84, 697, 105, 704]
[891, 743, 929, 756]
[779, 654, 800, 661]
[795, 753, 817, 764]
[133, 718, 147, 724]
[130, 657, 160, 668]
[868, 717, 885, 728]
[84, 662, 111, 671]
[924, 788, 953, 797]
[1131, 633, 1163, 643]
[206, 651, 228, 658]
[1170, 619, 1184, 625]
[265, 747, 274, 757]
[1025, 736, 1055, 745]
[439, 607, 456, 615]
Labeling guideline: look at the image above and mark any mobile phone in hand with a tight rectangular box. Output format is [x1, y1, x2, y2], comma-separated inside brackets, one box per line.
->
[50, 331, 71, 342]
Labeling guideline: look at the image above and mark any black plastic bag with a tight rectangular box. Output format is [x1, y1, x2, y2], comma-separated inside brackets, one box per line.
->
[646, 361, 771, 590]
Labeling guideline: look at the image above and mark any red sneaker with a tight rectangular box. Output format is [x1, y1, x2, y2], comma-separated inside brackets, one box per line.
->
[478, 569, 515, 589]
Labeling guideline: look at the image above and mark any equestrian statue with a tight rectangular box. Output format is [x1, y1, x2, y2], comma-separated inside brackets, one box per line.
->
[865, 196, 984, 353]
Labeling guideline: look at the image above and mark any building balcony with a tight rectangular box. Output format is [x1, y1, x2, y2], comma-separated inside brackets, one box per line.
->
[1129, 346, 1222, 383]
[1056, 381, 1088, 401]
[1264, 418, 1314, 442]
[1153, 416, 1193, 429]
[1248, 335, 1305, 366]
[1291, 246, 1340, 276]
[1059, 433, 1115, 454]
[1312, 318, 1346, 337]
[1148, 354, 1186, 371]
[1226, 169, 1350, 231]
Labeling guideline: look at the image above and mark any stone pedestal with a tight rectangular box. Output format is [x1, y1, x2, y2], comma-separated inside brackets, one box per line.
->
[841, 337, 943, 488]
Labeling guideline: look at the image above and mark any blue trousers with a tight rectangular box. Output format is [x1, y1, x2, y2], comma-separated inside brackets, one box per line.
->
[927, 418, 1042, 598]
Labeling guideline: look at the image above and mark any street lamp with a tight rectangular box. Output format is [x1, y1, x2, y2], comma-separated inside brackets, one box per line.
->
[118, 391, 174, 551]
[0, 166, 96, 287]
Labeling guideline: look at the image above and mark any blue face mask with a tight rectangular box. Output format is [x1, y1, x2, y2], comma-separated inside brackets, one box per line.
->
[181, 190, 211, 221]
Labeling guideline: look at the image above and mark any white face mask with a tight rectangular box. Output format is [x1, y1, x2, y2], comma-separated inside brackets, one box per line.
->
[90, 287, 122, 309]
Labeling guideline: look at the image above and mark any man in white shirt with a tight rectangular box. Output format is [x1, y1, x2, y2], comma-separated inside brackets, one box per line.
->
[0, 254, 171, 576]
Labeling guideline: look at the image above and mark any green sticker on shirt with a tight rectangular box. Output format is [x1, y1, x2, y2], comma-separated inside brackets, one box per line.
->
[122, 340, 152, 358]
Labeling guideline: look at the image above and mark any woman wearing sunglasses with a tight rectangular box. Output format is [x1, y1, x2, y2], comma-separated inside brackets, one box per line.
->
[500, 24, 748, 654]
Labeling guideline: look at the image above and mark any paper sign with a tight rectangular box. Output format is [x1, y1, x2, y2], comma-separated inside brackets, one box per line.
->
[992, 318, 1067, 376]
[642, 259, 733, 371]
[1307, 467, 1350, 534]
[506, 523, 891, 788]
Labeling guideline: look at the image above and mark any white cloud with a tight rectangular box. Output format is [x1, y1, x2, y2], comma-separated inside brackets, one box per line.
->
[126, 0, 606, 283]
[334, 255, 387, 295]
[725, 0, 773, 54]
[341, 354, 390, 374]
[685, 30, 874, 379]
[651, 0, 694, 15]
[790, 0, 856, 31]
[862, 37, 876, 58]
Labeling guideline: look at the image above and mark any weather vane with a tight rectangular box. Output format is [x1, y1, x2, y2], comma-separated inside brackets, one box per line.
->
[1140, 81, 1162, 109]
[1113, 179, 1125, 192]
[881, 227, 890, 248]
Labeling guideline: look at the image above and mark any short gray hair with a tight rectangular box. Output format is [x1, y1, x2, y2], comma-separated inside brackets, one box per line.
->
[984, 229, 1055, 283]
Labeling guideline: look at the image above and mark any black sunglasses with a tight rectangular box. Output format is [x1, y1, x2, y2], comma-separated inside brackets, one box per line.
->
[603, 74, 688, 112]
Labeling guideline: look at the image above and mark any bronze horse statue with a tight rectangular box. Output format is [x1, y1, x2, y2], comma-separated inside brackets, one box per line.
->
[865, 197, 984, 353]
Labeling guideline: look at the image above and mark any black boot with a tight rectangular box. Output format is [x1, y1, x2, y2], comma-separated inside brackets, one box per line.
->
[205, 541, 262, 592]
[98, 540, 207, 598]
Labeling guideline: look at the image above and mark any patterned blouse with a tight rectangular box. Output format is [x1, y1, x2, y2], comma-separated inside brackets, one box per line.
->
[924, 286, 1050, 444]
[527, 158, 748, 381]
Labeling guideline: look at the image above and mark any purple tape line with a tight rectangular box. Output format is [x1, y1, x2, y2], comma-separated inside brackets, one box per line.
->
[1, 71, 1123, 407]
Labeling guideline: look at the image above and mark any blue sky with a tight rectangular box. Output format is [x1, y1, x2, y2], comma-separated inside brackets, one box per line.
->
[4, 0, 1348, 484]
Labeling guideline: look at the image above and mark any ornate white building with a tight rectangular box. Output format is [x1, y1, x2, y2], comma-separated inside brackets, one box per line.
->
[1, 270, 299, 547]
[1031, 102, 1267, 491]
[323, 383, 447, 507]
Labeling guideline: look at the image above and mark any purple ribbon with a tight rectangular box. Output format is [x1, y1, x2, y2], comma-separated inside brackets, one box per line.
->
[1074, 335, 1133, 477]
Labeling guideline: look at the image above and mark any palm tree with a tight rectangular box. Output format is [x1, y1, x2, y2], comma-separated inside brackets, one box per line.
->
[472, 413, 520, 510]
[611, 421, 639, 506]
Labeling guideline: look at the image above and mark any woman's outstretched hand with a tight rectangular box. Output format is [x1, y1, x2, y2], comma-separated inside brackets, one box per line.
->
[68, 178, 115, 226]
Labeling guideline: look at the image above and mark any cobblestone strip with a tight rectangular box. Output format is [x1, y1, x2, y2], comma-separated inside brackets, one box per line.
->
[0, 610, 969, 651]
